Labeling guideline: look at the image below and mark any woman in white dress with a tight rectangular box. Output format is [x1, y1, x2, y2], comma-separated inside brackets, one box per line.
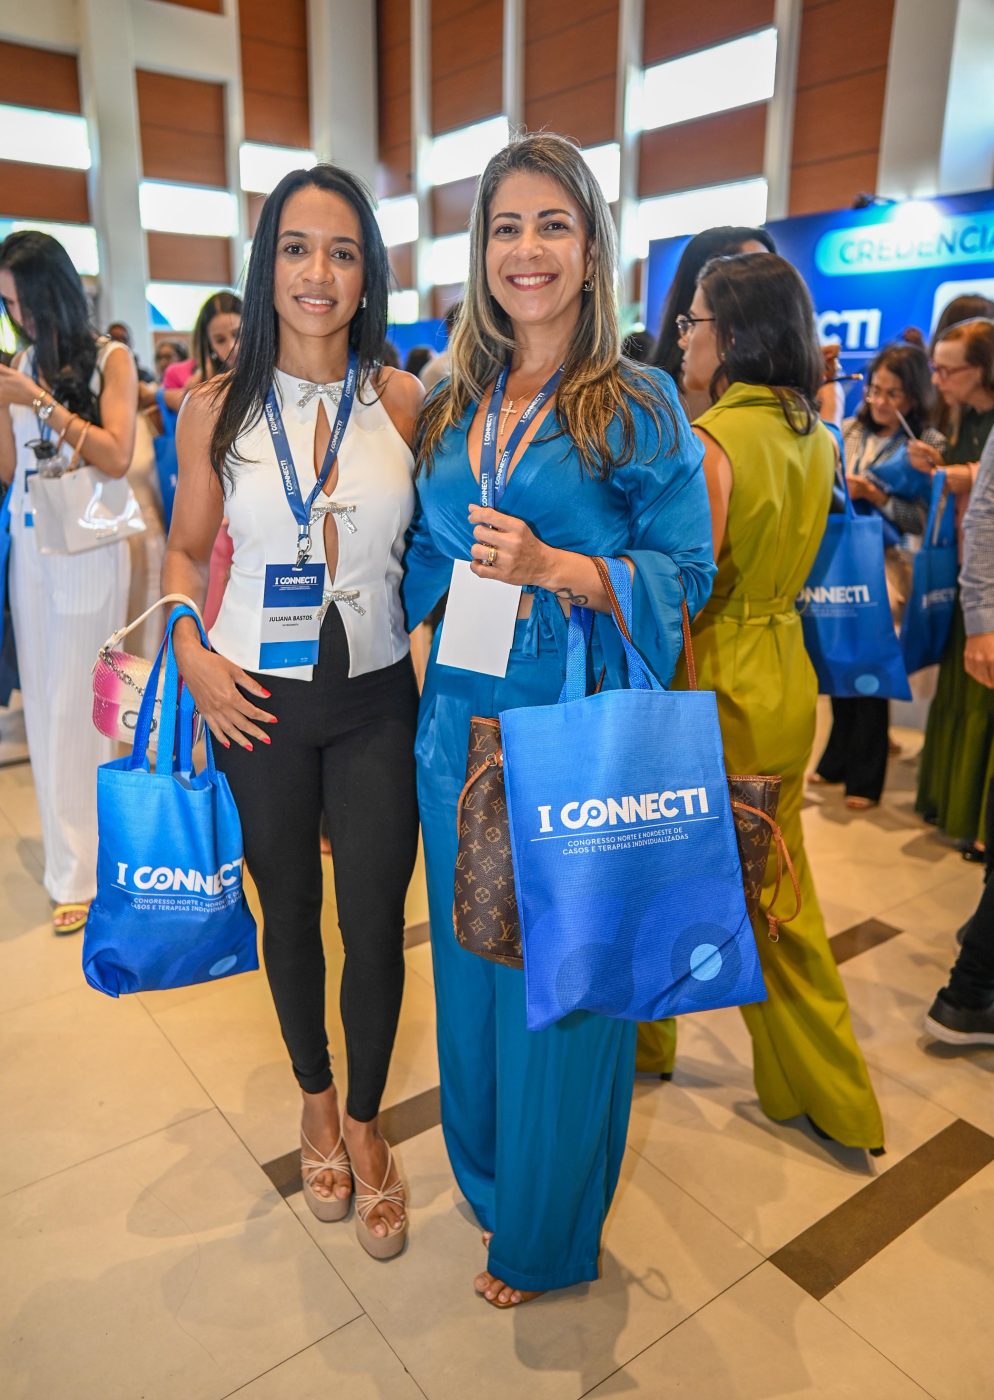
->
[0, 231, 137, 934]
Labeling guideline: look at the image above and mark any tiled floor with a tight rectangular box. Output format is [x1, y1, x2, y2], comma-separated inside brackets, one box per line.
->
[2, 708, 992, 1399]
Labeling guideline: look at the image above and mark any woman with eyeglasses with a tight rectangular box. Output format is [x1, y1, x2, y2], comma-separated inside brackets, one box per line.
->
[912, 318, 994, 857]
[643, 252, 884, 1151]
[812, 342, 945, 809]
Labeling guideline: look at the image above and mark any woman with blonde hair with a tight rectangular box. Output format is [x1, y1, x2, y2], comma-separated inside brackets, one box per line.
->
[404, 132, 714, 1306]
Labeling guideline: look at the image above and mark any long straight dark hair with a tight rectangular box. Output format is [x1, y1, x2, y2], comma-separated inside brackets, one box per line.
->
[193, 289, 243, 378]
[0, 230, 101, 423]
[208, 163, 390, 484]
[652, 225, 776, 384]
[698, 252, 823, 433]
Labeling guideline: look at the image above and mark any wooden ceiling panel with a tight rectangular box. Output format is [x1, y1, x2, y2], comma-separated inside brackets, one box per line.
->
[377, 146, 414, 199]
[789, 151, 878, 216]
[639, 104, 767, 198]
[522, 0, 616, 46]
[389, 241, 413, 289]
[791, 71, 888, 166]
[524, 75, 615, 149]
[431, 176, 477, 237]
[378, 0, 412, 48]
[141, 127, 227, 187]
[431, 58, 503, 134]
[0, 41, 81, 113]
[644, 0, 774, 66]
[243, 90, 311, 149]
[797, 0, 894, 90]
[0, 160, 89, 223]
[524, 9, 617, 99]
[146, 231, 231, 285]
[239, 0, 307, 46]
[240, 36, 310, 101]
[136, 71, 225, 138]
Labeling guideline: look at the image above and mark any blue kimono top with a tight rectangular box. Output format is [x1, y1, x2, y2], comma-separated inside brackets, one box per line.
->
[402, 366, 715, 690]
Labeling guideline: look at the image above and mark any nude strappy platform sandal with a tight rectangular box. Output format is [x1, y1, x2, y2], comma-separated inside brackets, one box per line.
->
[300, 1130, 353, 1222]
[353, 1146, 408, 1260]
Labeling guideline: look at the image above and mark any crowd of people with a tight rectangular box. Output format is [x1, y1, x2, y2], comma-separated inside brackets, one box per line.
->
[0, 130, 992, 1305]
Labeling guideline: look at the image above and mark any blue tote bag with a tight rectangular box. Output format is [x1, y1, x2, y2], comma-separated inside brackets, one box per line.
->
[83, 604, 258, 997]
[153, 390, 179, 528]
[500, 558, 766, 1033]
[900, 470, 959, 674]
[798, 472, 911, 700]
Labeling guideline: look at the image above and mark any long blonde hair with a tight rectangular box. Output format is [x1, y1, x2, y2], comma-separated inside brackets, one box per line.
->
[417, 132, 674, 477]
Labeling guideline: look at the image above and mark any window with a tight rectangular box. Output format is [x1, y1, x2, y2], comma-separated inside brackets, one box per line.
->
[427, 233, 471, 287]
[427, 116, 509, 187]
[147, 282, 218, 331]
[377, 195, 419, 248]
[582, 144, 621, 205]
[139, 182, 239, 238]
[239, 142, 317, 195]
[637, 178, 768, 255]
[387, 289, 420, 324]
[639, 29, 778, 132]
[0, 104, 90, 170]
[0, 218, 99, 275]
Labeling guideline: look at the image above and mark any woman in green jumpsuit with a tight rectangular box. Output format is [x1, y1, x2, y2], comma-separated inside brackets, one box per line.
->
[638, 253, 884, 1150]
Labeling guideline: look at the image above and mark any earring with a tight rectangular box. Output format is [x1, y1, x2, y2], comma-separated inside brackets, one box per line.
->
[582, 279, 593, 293]
[359, 295, 367, 309]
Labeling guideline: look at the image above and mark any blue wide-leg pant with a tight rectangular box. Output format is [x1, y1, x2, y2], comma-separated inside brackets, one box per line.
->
[416, 621, 636, 1292]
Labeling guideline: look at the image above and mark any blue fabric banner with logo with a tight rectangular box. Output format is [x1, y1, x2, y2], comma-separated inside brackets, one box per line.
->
[83, 605, 258, 997]
[499, 558, 766, 1032]
[645, 188, 994, 399]
[900, 470, 959, 674]
[799, 476, 912, 700]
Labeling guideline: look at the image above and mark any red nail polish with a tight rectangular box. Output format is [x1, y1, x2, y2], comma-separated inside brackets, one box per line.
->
[261, 735, 272, 745]
[259, 688, 272, 698]
[270, 716, 279, 724]
[245, 742, 254, 752]
[222, 739, 231, 749]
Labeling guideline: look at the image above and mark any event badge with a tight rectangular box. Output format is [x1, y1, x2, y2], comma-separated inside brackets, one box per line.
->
[436, 359, 563, 679]
[437, 560, 521, 678]
[259, 563, 326, 669]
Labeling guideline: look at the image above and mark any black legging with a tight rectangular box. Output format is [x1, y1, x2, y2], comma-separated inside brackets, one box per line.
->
[216, 606, 420, 1121]
[816, 696, 889, 803]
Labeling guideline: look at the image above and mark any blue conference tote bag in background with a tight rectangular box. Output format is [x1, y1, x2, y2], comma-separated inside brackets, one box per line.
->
[799, 471, 912, 701]
[153, 389, 179, 528]
[500, 557, 766, 1033]
[900, 470, 959, 674]
[83, 604, 258, 997]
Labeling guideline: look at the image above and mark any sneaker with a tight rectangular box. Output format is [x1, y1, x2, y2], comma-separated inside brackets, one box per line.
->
[924, 992, 994, 1047]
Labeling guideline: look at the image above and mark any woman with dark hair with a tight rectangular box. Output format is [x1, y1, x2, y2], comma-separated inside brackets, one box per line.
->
[813, 342, 945, 807]
[0, 230, 138, 934]
[652, 224, 776, 417]
[405, 133, 714, 1306]
[643, 253, 884, 1150]
[161, 291, 243, 410]
[162, 164, 423, 1258]
[913, 318, 994, 855]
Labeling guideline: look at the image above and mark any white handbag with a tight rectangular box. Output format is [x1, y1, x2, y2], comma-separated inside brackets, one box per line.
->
[28, 418, 147, 556]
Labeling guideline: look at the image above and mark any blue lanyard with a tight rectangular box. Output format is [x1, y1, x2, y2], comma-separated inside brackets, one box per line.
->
[479, 362, 563, 508]
[264, 349, 359, 567]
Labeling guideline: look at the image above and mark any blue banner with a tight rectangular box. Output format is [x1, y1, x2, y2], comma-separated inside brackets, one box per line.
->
[645, 187, 994, 412]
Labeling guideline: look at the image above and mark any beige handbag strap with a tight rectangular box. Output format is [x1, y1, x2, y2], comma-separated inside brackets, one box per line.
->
[98, 594, 204, 656]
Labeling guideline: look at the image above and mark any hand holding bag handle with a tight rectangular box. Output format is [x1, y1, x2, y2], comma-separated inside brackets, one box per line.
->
[95, 593, 204, 667]
[589, 554, 801, 943]
[129, 605, 214, 780]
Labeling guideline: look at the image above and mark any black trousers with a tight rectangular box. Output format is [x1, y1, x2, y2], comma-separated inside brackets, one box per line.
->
[816, 696, 889, 802]
[946, 776, 994, 1008]
[216, 607, 420, 1120]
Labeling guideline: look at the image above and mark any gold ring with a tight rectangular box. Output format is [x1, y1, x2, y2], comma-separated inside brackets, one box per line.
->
[485, 546, 498, 567]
